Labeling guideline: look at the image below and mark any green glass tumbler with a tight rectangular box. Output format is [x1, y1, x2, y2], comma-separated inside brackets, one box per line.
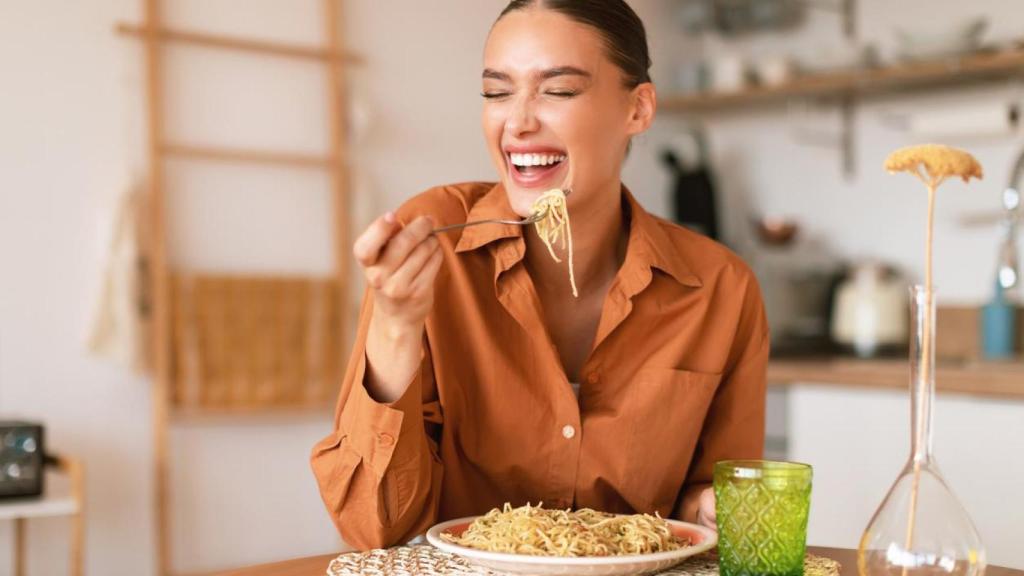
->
[714, 460, 813, 576]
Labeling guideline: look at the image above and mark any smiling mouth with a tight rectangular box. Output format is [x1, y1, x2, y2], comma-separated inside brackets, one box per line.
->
[506, 152, 568, 187]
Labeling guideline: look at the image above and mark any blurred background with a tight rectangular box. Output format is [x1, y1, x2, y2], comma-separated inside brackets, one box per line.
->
[1, 0, 1022, 574]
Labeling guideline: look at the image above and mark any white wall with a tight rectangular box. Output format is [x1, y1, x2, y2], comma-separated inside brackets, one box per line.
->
[1, 0, 155, 574]
[1, 1, 1021, 575]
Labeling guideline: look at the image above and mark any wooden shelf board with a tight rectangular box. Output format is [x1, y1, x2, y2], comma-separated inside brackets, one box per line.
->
[162, 143, 332, 169]
[662, 47, 1024, 112]
[768, 357, 1024, 399]
[115, 22, 362, 65]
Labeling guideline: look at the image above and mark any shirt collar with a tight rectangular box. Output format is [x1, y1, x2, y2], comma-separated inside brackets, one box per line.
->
[453, 181, 703, 289]
[454, 182, 522, 254]
[622, 186, 703, 289]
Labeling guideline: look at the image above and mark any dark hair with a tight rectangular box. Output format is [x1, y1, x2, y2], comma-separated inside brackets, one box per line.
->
[497, 0, 652, 88]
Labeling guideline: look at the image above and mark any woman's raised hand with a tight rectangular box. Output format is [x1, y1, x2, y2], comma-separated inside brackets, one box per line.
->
[354, 212, 444, 403]
[354, 212, 443, 329]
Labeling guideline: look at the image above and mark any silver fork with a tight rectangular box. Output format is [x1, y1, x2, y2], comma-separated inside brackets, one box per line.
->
[431, 188, 571, 234]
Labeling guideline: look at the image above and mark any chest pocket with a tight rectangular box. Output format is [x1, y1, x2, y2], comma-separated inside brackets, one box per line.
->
[623, 368, 722, 512]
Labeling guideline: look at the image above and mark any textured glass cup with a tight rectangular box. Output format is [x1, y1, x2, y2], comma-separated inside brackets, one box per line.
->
[715, 460, 813, 576]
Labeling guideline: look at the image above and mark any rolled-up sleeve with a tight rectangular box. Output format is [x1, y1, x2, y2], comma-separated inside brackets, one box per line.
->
[310, 289, 443, 550]
[674, 269, 769, 523]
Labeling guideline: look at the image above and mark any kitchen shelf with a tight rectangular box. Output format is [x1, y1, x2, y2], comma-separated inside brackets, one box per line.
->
[768, 357, 1024, 399]
[661, 45, 1024, 113]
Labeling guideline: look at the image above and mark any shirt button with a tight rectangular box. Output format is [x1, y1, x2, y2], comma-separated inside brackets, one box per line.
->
[378, 432, 395, 446]
[586, 372, 599, 385]
[561, 425, 576, 439]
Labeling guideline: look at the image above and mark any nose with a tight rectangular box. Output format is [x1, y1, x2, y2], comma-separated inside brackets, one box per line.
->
[505, 94, 540, 137]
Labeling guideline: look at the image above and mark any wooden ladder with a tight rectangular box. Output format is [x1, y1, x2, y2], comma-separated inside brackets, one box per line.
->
[116, 2, 358, 574]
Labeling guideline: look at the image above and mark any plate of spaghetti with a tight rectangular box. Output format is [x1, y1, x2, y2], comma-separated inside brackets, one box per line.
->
[425, 503, 717, 576]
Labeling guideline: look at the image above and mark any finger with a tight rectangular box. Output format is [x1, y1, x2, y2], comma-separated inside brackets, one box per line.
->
[383, 236, 440, 295]
[701, 514, 718, 531]
[703, 507, 717, 523]
[408, 247, 444, 295]
[700, 490, 717, 523]
[353, 212, 400, 267]
[700, 502, 716, 524]
[377, 216, 435, 273]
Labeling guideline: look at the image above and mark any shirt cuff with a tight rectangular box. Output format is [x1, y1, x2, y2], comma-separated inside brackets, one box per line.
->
[339, 352, 424, 479]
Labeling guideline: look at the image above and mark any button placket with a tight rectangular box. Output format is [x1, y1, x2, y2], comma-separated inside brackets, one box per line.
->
[553, 400, 582, 508]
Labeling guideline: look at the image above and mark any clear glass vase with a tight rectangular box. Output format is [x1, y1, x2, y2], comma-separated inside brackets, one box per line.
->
[858, 285, 986, 576]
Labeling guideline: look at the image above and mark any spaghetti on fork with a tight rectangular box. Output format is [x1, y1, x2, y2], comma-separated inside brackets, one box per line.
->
[530, 189, 578, 298]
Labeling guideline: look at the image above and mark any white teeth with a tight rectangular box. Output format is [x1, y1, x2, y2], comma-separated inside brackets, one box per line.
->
[510, 153, 567, 167]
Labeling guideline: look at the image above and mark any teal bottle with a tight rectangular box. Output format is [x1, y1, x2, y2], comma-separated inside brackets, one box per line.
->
[982, 279, 1017, 359]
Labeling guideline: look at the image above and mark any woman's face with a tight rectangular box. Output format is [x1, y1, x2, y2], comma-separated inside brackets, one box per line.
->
[482, 9, 654, 216]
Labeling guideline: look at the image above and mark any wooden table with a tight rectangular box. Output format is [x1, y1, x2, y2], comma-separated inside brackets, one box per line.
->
[215, 547, 1022, 576]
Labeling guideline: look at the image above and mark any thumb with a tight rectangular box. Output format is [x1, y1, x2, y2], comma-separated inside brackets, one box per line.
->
[699, 488, 717, 524]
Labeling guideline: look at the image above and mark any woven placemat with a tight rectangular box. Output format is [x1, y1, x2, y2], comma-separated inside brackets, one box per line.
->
[326, 544, 841, 576]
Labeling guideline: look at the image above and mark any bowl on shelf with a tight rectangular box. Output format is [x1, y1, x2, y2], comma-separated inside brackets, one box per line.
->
[754, 56, 796, 86]
[754, 217, 799, 246]
[894, 17, 987, 61]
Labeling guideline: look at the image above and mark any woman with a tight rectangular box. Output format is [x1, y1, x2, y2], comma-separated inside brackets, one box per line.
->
[311, 0, 768, 551]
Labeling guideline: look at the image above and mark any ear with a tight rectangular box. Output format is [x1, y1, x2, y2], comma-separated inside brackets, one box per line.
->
[625, 82, 657, 136]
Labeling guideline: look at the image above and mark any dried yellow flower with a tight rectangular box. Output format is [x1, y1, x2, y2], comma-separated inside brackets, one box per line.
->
[884, 144, 983, 184]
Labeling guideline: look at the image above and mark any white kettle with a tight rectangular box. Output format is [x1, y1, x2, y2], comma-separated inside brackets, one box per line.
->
[831, 262, 909, 357]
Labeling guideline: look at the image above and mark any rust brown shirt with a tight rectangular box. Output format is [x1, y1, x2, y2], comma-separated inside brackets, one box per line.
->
[311, 181, 768, 550]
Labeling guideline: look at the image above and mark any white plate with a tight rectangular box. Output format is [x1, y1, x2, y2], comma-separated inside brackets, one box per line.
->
[426, 515, 718, 576]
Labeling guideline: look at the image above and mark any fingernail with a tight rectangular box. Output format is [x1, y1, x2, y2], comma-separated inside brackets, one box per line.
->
[383, 211, 396, 224]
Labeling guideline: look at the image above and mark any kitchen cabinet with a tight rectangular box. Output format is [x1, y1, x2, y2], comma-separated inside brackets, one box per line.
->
[779, 383, 1024, 569]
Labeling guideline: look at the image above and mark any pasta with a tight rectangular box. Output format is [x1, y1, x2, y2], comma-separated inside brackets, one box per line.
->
[530, 189, 578, 298]
[439, 502, 689, 557]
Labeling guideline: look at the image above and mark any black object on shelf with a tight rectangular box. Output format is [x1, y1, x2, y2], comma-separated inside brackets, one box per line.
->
[662, 146, 720, 241]
[0, 421, 45, 499]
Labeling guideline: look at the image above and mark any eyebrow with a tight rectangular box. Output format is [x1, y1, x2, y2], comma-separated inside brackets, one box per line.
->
[482, 66, 592, 81]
